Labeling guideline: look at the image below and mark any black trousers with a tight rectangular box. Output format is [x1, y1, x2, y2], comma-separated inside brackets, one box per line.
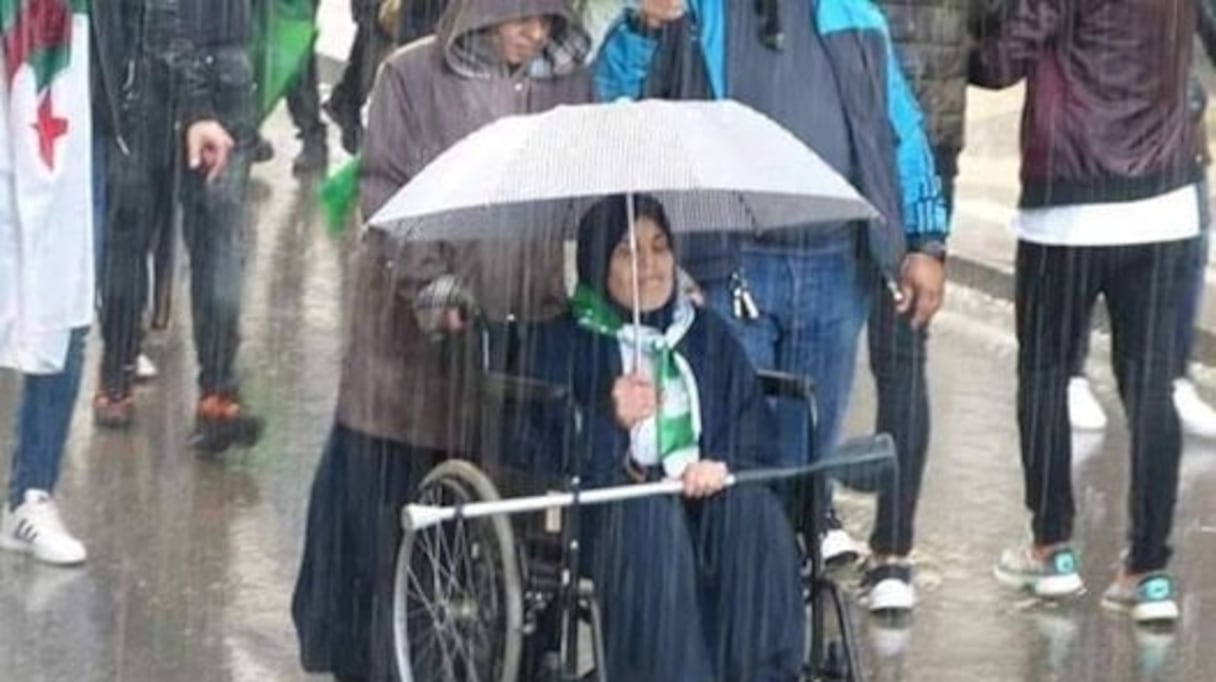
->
[1016, 237, 1196, 573]
[100, 48, 254, 396]
[865, 149, 955, 557]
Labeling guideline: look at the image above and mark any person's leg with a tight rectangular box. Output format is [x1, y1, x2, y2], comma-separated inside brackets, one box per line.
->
[778, 236, 871, 463]
[1016, 242, 1103, 545]
[1104, 240, 1191, 575]
[997, 241, 1101, 596]
[284, 0, 327, 174]
[1176, 176, 1209, 377]
[292, 424, 441, 681]
[866, 280, 929, 559]
[590, 496, 715, 682]
[7, 328, 88, 510]
[97, 62, 176, 412]
[1095, 239, 1192, 623]
[179, 46, 261, 451]
[695, 487, 803, 682]
[326, 21, 370, 155]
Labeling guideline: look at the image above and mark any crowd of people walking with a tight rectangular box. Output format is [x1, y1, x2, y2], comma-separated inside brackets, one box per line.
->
[2, 2, 1216, 682]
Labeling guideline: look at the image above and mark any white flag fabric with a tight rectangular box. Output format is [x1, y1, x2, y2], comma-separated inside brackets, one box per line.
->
[0, 7, 94, 374]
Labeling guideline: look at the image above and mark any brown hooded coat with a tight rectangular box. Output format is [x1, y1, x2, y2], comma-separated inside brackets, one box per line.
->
[338, 0, 593, 451]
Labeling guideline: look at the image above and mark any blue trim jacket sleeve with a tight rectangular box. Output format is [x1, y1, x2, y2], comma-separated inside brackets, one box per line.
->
[883, 43, 950, 241]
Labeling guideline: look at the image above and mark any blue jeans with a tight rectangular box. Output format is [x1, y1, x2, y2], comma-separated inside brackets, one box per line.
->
[8, 329, 89, 509]
[701, 234, 871, 467]
[7, 138, 104, 509]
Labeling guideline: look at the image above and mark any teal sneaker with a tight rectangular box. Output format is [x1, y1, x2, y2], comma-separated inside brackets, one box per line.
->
[1101, 572, 1180, 624]
[994, 544, 1085, 598]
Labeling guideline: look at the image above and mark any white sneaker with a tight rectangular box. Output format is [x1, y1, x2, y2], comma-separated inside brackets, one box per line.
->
[858, 560, 917, 614]
[1068, 377, 1108, 431]
[135, 353, 158, 381]
[821, 528, 863, 568]
[994, 543, 1085, 598]
[1174, 379, 1216, 438]
[0, 490, 87, 566]
[1101, 572, 1180, 625]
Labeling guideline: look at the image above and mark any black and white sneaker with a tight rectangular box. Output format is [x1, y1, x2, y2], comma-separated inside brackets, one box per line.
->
[859, 560, 916, 614]
[821, 508, 863, 568]
[0, 490, 87, 566]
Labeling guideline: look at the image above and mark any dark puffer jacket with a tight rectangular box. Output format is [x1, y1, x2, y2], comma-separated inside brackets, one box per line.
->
[875, 0, 970, 155]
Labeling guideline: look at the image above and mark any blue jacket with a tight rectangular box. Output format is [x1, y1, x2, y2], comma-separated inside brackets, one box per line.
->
[596, 0, 948, 277]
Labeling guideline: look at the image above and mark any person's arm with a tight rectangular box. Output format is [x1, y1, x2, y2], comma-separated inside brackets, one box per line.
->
[882, 43, 949, 246]
[359, 60, 455, 308]
[593, 10, 662, 101]
[869, 13, 948, 327]
[175, 0, 234, 182]
[969, 0, 1064, 89]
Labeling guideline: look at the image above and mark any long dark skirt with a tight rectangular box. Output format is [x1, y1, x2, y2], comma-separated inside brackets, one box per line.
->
[589, 486, 805, 682]
[292, 423, 444, 682]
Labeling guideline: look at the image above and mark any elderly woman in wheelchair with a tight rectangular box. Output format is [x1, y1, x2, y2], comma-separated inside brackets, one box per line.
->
[514, 194, 806, 682]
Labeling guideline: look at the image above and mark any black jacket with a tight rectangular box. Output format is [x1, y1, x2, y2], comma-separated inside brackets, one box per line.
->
[90, 0, 250, 144]
[970, 0, 1198, 208]
[875, 0, 970, 154]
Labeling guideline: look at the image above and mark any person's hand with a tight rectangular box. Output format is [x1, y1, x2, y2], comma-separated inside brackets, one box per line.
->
[681, 460, 728, 498]
[186, 120, 234, 183]
[636, 0, 686, 29]
[438, 308, 466, 333]
[612, 373, 657, 429]
[896, 253, 946, 329]
[415, 306, 468, 336]
[678, 267, 704, 306]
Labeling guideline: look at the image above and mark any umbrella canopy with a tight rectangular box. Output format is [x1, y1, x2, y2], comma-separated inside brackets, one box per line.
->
[367, 99, 878, 241]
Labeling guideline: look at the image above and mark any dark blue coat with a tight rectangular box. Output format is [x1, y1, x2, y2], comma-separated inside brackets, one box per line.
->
[511, 307, 782, 487]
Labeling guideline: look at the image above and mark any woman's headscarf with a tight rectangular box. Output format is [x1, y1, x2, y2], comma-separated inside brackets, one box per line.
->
[575, 193, 677, 328]
[572, 194, 701, 477]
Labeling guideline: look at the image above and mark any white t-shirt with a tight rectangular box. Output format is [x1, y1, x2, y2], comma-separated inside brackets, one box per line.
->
[1013, 184, 1201, 247]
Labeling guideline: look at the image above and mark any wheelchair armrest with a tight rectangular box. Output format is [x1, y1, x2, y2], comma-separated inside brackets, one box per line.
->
[756, 369, 815, 404]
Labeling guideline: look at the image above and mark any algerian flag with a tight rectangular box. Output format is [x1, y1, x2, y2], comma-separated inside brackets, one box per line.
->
[0, 0, 93, 373]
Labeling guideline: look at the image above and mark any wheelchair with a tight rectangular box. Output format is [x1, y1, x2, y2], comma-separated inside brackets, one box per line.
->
[393, 368, 888, 682]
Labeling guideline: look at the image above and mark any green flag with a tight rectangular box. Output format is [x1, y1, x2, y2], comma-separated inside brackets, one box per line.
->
[253, 0, 316, 122]
[318, 156, 361, 237]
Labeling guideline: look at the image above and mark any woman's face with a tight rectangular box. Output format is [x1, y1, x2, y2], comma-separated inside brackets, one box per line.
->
[491, 16, 553, 67]
[606, 216, 675, 313]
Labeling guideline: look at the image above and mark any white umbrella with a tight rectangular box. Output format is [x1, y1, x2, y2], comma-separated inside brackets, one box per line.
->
[367, 98, 878, 240]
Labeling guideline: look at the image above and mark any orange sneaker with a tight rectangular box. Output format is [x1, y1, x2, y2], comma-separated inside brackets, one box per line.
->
[191, 394, 264, 454]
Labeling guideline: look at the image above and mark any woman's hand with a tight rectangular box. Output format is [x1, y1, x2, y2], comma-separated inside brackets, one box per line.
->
[612, 373, 657, 429]
[681, 461, 728, 499]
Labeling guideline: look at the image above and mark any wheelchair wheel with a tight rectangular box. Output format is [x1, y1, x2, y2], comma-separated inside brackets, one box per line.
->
[394, 460, 524, 682]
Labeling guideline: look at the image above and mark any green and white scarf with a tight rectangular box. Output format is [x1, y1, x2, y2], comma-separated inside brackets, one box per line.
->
[570, 284, 702, 478]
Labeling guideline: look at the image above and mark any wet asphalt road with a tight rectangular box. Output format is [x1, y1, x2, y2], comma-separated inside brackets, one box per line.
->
[1, 107, 1215, 682]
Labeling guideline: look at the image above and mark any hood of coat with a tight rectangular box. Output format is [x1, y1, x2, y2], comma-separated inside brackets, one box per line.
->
[436, 0, 590, 80]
